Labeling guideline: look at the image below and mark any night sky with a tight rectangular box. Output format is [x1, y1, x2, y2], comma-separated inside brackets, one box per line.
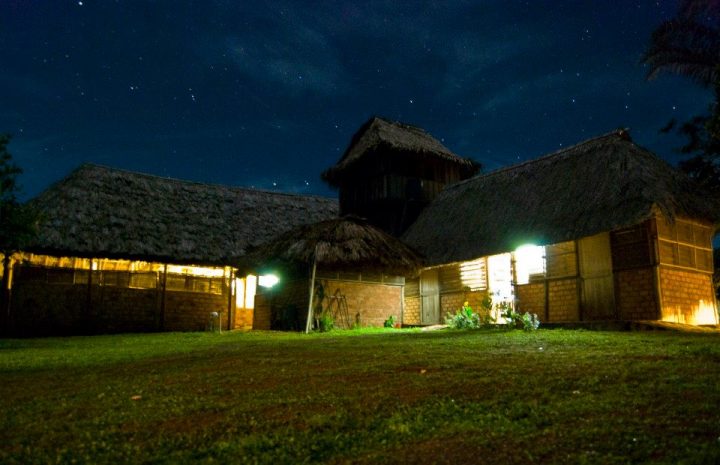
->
[1, 1, 713, 201]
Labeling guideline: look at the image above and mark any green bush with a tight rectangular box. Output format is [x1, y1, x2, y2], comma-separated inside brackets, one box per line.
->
[501, 307, 540, 331]
[316, 313, 334, 332]
[445, 302, 481, 329]
[383, 315, 395, 328]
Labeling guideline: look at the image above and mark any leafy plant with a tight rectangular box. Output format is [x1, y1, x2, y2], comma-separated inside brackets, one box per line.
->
[316, 313, 334, 332]
[445, 301, 480, 329]
[501, 306, 540, 331]
[383, 315, 395, 328]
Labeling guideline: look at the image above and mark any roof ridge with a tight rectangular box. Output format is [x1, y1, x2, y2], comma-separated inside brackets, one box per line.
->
[444, 129, 631, 192]
[69, 163, 337, 201]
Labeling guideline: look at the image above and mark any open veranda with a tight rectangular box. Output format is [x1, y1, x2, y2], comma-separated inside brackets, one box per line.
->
[1, 328, 719, 464]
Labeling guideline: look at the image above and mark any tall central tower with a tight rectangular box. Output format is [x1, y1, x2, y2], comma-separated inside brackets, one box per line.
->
[322, 117, 479, 236]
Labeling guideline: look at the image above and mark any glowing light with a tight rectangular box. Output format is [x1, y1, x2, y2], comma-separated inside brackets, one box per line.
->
[662, 299, 718, 325]
[245, 275, 257, 308]
[514, 244, 545, 285]
[165, 264, 225, 278]
[258, 274, 279, 288]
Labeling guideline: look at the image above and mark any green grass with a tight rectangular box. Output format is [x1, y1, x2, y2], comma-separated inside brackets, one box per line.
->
[1, 328, 719, 464]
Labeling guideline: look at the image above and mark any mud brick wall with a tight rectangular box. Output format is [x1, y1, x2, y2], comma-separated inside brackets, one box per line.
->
[440, 292, 465, 318]
[403, 295, 421, 325]
[233, 307, 254, 329]
[163, 290, 228, 332]
[12, 281, 162, 335]
[93, 286, 157, 332]
[439, 290, 490, 321]
[516, 283, 545, 315]
[253, 279, 309, 331]
[615, 268, 658, 320]
[253, 293, 272, 330]
[11, 281, 88, 335]
[317, 279, 402, 328]
[547, 278, 579, 322]
[659, 267, 717, 324]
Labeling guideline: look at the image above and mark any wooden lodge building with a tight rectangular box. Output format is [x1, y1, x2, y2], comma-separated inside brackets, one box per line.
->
[2, 117, 718, 335]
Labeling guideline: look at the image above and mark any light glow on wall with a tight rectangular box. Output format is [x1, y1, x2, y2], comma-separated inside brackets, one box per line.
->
[487, 253, 513, 302]
[165, 264, 225, 278]
[662, 300, 719, 325]
[245, 275, 257, 308]
[258, 274, 279, 288]
[514, 244, 545, 285]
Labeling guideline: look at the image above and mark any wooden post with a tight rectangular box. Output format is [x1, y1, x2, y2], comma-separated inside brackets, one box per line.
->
[86, 259, 94, 333]
[305, 258, 317, 334]
[1, 254, 12, 335]
[226, 268, 234, 330]
[159, 264, 168, 331]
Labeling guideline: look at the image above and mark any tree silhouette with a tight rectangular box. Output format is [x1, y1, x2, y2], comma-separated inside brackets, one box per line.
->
[642, 0, 720, 196]
[0, 134, 39, 334]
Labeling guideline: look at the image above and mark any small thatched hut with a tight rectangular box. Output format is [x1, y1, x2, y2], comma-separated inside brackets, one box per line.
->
[402, 130, 719, 326]
[8, 164, 338, 335]
[322, 117, 478, 236]
[240, 216, 423, 331]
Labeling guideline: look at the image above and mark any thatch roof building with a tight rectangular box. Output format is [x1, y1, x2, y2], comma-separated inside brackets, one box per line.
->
[27, 164, 339, 266]
[322, 116, 479, 236]
[321, 116, 478, 187]
[403, 130, 718, 266]
[241, 215, 423, 276]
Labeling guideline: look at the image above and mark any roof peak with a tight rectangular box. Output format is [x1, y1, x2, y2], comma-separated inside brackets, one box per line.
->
[67, 163, 336, 201]
[446, 129, 634, 192]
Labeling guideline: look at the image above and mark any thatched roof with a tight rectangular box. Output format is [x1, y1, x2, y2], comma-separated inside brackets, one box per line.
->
[322, 116, 478, 187]
[403, 130, 719, 266]
[27, 164, 339, 265]
[239, 215, 423, 275]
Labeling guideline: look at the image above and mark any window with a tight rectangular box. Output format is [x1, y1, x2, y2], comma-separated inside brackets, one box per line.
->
[514, 245, 545, 285]
[656, 218, 713, 273]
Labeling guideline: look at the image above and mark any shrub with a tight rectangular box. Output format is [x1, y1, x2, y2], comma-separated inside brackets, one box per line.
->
[445, 302, 481, 329]
[383, 315, 395, 328]
[316, 313, 334, 332]
[501, 307, 540, 331]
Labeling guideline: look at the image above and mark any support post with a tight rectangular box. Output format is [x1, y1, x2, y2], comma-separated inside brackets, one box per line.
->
[227, 268, 234, 330]
[305, 259, 317, 334]
[159, 264, 167, 331]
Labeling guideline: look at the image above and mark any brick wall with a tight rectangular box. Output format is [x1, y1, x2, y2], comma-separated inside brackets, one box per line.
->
[10, 267, 232, 335]
[163, 290, 229, 332]
[253, 293, 272, 330]
[11, 281, 89, 335]
[615, 268, 658, 320]
[233, 306, 254, 329]
[254, 279, 309, 331]
[317, 279, 401, 328]
[547, 278, 579, 322]
[440, 292, 464, 318]
[403, 296, 420, 325]
[516, 283, 545, 315]
[659, 267, 718, 324]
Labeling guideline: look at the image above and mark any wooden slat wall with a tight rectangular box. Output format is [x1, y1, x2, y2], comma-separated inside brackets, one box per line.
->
[656, 216, 713, 273]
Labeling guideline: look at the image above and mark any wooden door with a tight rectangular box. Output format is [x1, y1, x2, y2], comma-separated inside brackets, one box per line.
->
[578, 233, 615, 320]
[420, 269, 440, 324]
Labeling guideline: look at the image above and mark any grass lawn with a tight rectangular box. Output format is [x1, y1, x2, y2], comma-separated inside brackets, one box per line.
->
[1, 328, 719, 464]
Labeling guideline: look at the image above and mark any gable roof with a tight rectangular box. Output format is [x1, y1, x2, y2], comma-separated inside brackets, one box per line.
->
[403, 130, 718, 266]
[321, 116, 478, 187]
[27, 164, 339, 265]
[239, 215, 423, 275]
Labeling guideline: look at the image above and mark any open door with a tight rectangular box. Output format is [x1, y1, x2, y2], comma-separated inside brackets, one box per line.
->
[420, 269, 440, 324]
